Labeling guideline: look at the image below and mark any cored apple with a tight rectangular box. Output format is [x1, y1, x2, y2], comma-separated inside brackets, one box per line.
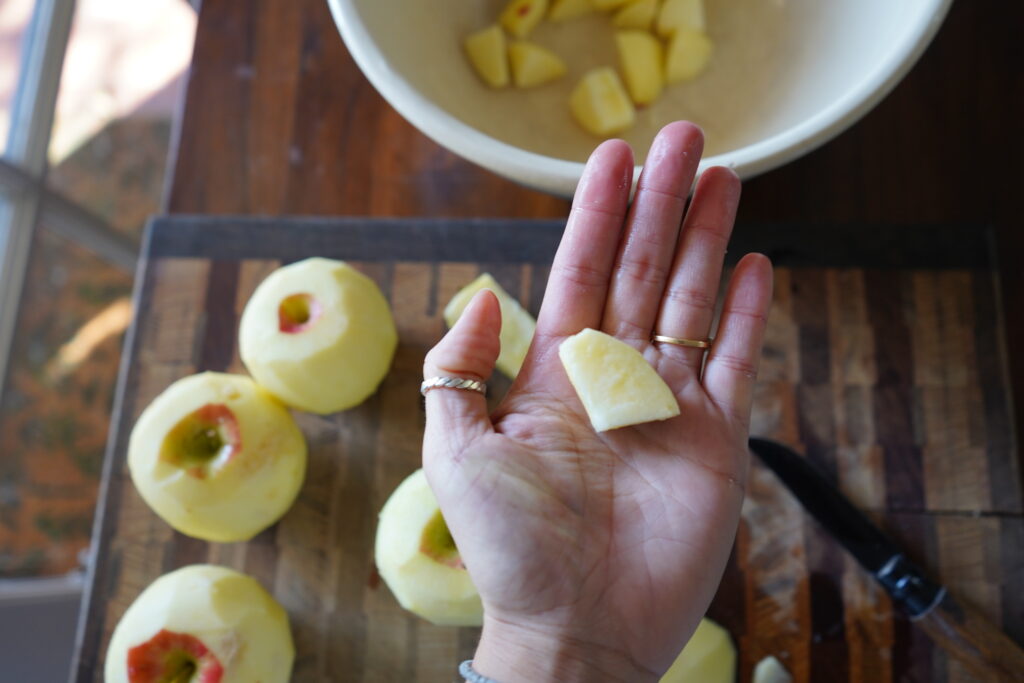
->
[569, 67, 636, 137]
[443, 273, 536, 378]
[375, 469, 483, 626]
[105, 565, 294, 683]
[559, 328, 680, 431]
[238, 257, 398, 414]
[660, 618, 737, 683]
[465, 25, 510, 88]
[128, 372, 306, 542]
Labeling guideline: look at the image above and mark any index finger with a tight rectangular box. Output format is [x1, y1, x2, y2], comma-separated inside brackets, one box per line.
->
[534, 140, 634, 341]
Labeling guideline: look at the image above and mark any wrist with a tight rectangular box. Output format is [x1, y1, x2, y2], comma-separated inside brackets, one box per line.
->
[470, 614, 659, 683]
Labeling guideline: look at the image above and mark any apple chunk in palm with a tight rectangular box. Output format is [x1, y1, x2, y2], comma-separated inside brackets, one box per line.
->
[375, 469, 483, 626]
[105, 565, 294, 683]
[239, 257, 398, 414]
[128, 372, 306, 542]
[559, 328, 680, 431]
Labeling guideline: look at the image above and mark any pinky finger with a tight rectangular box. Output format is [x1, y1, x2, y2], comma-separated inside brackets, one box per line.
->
[702, 253, 773, 428]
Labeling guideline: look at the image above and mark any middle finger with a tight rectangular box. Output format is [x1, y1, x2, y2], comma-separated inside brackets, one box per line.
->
[602, 122, 704, 342]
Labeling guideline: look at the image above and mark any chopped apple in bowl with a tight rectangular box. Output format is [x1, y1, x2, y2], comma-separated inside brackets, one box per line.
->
[616, 30, 664, 105]
[443, 273, 536, 379]
[559, 328, 679, 432]
[105, 565, 294, 683]
[549, 0, 594, 22]
[656, 0, 706, 38]
[665, 27, 713, 84]
[500, 0, 550, 38]
[128, 372, 306, 542]
[613, 0, 658, 31]
[510, 41, 568, 88]
[465, 25, 510, 88]
[239, 257, 398, 414]
[570, 67, 636, 137]
[375, 468, 483, 626]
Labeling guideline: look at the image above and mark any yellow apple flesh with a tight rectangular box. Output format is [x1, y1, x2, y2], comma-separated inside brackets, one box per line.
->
[569, 67, 636, 137]
[665, 28, 713, 83]
[375, 469, 483, 626]
[559, 328, 679, 431]
[592, 0, 633, 11]
[549, 0, 594, 22]
[613, 0, 658, 31]
[509, 41, 568, 88]
[443, 273, 536, 378]
[656, 0, 706, 38]
[616, 30, 664, 106]
[660, 618, 737, 683]
[465, 25, 510, 88]
[500, 0, 549, 38]
[105, 564, 294, 683]
[238, 257, 398, 414]
[128, 372, 306, 542]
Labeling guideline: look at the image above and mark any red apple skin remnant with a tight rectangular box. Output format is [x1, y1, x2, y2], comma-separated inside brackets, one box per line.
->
[517, 3, 531, 16]
[159, 403, 242, 479]
[126, 630, 225, 683]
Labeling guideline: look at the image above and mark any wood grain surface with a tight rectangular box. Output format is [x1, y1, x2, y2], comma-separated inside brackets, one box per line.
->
[72, 217, 1022, 682]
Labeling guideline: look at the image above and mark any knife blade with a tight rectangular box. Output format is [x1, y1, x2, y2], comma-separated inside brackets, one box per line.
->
[748, 437, 1024, 682]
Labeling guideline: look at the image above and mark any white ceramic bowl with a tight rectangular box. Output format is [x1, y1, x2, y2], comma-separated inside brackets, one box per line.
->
[328, 0, 951, 196]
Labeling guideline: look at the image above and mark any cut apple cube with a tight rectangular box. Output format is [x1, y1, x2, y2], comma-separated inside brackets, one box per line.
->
[509, 41, 568, 88]
[753, 656, 794, 683]
[569, 67, 636, 137]
[660, 618, 737, 683]
[613, 0, 658, 31]
[549, 0, 594, 21]
[375, 469, 483, 626]
[665, 27, 713, 83]
[559, 328, 679, 431]
[616, 30, 664, 106]
[500, 0, 549, 38]
[593, 0, 634, 11]
[465, 25, 510, 88]
[657, 0, 706, 38]
[444, 273, 536, 378]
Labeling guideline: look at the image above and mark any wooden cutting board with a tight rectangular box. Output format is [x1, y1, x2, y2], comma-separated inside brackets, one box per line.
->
[72, 217, 1023, 682]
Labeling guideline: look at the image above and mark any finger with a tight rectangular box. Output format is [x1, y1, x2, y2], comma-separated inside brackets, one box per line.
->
[603, 122, 703, 341]
[423, 289, 500, 460]
[703, 253, 773, 428]
[534, 139, 634, 342]
[653, 166, 741, 370]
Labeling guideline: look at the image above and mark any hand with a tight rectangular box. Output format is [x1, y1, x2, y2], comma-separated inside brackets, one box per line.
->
[422, 122, 773, 682]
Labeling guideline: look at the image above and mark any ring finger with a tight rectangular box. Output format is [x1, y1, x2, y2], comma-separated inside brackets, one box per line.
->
[653, 166, 741, 371]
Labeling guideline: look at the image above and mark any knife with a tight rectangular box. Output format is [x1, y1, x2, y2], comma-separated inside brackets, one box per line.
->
[748, 437, 1024, 682]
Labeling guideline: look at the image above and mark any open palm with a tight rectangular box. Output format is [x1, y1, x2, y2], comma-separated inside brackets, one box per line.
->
[423, 123, 773, 682]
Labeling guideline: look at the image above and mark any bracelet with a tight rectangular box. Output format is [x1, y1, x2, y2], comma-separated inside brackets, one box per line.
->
[459, 660, 502, 683]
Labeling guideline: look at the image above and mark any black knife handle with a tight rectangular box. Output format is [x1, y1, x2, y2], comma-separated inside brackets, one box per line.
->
[875, 553, 945, 618]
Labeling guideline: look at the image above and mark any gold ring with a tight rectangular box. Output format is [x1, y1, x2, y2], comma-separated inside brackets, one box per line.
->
[652, 334, 712, 349]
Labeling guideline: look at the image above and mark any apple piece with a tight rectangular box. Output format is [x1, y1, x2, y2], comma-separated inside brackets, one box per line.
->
[500, 0, 549, 38]
[613, 0, 658, 31]
[238, 257, 398, 414]
[656, 0, 706, 38]
[128, 372, 306, 542]
[753, 656, 793, 683]
[509, 41, 568, 88]
[444, 273, 537, 378]
[569, 67, 636, 137]
[615, 30, 664, 106]
[592, 0, 634, 11]
[660, 618, 737, 683]
[549, 0, 594, 22]
[105, 565, 294, 683]
[559, 328, 679, 431]
[464, 25, 510, 88]
[375, 468, 483, 626]
[665, 27, 713, 84]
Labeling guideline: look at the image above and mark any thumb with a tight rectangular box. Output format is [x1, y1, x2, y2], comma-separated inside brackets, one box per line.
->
[423, 288, 501, 464]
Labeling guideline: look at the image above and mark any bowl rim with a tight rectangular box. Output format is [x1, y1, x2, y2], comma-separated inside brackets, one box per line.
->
[327, 0, 953, 196]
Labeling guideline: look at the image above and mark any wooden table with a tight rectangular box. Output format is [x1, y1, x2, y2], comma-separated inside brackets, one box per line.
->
[72, 0, 1024, 681]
